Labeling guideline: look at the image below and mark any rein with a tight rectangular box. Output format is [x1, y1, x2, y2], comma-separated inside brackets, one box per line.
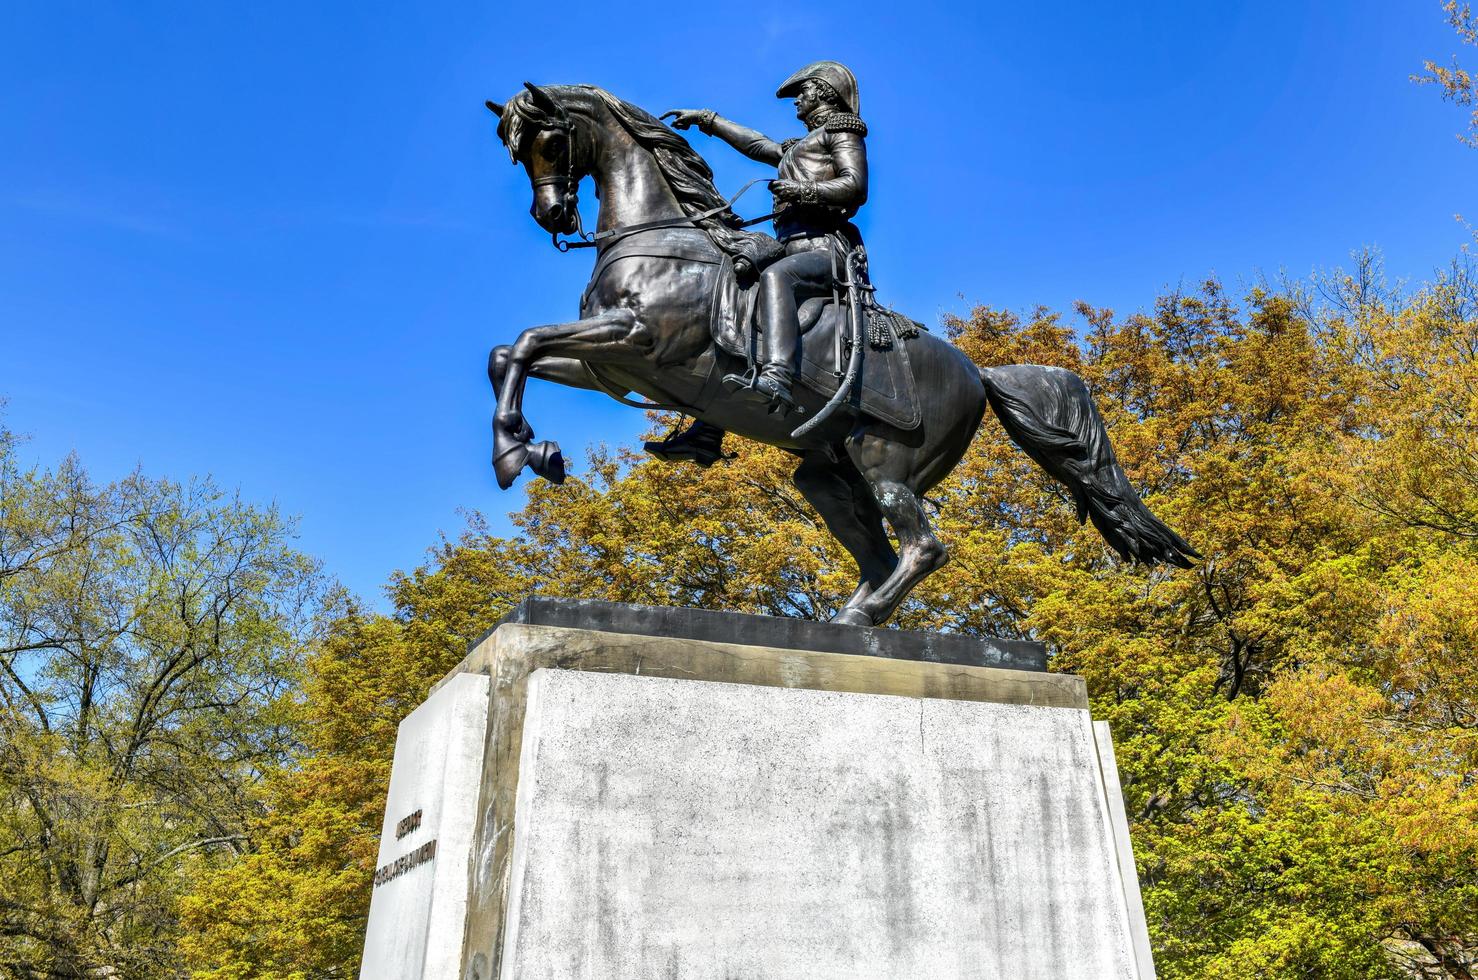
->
[530, 104, 779, 414]
[552, 177, 777, 252]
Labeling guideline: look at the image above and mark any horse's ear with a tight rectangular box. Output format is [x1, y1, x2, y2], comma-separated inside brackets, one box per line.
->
[485, 99, 504, 118]
[522, 81, 565, 121]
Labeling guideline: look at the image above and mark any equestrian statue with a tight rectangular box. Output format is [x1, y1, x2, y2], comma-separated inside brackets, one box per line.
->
[484, 64, 1197, 629]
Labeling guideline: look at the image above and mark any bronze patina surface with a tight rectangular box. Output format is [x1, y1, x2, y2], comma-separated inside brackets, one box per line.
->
[482, 69, 1196, 629]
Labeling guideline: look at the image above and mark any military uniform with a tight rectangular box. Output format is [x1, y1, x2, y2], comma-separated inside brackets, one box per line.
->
[645, 61, 869, 463]
[753, 63, 868, 405]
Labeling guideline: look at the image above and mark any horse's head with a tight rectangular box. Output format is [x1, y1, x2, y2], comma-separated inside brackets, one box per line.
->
[487, 83, 586, 236]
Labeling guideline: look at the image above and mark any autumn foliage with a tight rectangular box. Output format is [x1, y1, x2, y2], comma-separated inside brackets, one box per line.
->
[167, 255, 1478, 979]
[8, 255, 1477, 977]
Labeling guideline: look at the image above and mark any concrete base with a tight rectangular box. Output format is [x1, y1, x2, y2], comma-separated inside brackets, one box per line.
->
[361, 601, 1156, 979]
[504, 669, 1144, 979]
[361, 672, 490, 979]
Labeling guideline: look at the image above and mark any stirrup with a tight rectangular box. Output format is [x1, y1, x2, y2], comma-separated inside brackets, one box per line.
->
[755, 376, 797, 415]
[724, 366, 801, 415]
[722, 366, 758, 390]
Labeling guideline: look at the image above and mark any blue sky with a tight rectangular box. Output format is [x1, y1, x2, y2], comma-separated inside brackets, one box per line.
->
[2, 1, 1474, 606]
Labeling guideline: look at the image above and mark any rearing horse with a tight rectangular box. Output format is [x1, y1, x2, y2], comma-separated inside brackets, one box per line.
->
[486, 83, 1196, 628]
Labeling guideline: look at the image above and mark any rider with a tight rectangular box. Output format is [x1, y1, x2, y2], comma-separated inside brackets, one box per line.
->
[647, 61, 870, 466]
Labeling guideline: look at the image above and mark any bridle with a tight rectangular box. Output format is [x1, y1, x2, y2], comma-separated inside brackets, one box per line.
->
[528, 111, 585, 248]
[511, 85, 868, 435]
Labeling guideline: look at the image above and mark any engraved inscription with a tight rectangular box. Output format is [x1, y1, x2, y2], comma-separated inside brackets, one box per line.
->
[395, 808, 423, 840]
[373, 838, 437, 887]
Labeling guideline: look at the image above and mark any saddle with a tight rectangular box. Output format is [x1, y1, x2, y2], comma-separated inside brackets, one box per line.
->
[710, 252, 924, 430]
[579, 227, 924, 430]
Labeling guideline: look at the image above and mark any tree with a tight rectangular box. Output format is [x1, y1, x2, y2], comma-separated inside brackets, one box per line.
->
[176, 605, 459, 979]
[180, 260, 1478, 978]
[1415, 2, 1478, 148]
[0, 424, 322, 978]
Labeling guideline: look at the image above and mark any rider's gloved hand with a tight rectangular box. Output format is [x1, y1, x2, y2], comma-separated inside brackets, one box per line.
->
[770, 179, 806, 203]
[661, 109, 715, 132]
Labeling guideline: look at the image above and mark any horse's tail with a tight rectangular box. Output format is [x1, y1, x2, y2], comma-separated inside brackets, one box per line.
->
[979, 364, 1200, 568]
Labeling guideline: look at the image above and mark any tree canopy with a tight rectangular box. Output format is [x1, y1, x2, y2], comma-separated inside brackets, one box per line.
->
[1415, 1, 1478, 148]
[0, 425, 323, 978]
[174, 255, 1478, 979]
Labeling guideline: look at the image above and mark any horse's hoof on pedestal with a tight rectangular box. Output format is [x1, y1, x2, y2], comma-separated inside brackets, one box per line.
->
[527, 441, 565, 485]
[829, 608, 873, 628]
[492, 432, 530, 490]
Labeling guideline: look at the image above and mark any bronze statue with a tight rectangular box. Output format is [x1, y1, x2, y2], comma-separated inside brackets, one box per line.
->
[650, 61, 870, 465]
[484, 71, 1196, 628]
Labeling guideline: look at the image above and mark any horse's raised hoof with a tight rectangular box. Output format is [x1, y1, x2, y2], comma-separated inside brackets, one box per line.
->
[527, 440, 566, 485]
[492, 429, 530, 490]
[829, 608, 874, 628]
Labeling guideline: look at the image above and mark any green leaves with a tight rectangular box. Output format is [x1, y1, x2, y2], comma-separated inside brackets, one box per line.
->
[181, 258, 1478, 977]
[0, 427, 324, 977]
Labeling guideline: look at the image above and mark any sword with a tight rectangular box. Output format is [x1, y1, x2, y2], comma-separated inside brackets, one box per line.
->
[791, 247, 867, 440]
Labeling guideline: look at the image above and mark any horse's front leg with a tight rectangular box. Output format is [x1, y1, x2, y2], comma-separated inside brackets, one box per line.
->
[493, 309, 639, 489]
[488, 347, 604, 401]
[488, 347, 606, 446]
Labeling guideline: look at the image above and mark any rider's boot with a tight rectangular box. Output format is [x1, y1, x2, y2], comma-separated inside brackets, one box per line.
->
[753, 367, 795, 413]
[752, 290, 799, 412]
[644, 420, 730, 467]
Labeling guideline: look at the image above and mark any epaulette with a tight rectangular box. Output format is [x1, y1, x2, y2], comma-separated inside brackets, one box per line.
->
[824, 113, 868, 136]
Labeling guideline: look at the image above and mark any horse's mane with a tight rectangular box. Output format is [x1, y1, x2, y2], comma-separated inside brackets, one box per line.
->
[498, 85, 767, 260]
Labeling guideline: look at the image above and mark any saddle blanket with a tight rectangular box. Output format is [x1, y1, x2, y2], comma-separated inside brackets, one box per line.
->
[580, 229, 922, 431]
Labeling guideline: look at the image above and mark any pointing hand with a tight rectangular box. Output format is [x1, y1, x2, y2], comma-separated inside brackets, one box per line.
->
[661, 109, 712, 131]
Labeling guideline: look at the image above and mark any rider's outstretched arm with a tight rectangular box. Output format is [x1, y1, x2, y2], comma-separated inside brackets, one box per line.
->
[703, 114, 783, 165]
[663, 109, 782, 165]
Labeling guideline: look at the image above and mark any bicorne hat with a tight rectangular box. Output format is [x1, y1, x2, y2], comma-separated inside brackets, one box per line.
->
[775, 61, 860, 116]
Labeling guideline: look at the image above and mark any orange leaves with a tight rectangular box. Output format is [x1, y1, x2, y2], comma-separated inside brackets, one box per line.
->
[180, 260, 1478, 977]
[1414, 1, 1478, 147]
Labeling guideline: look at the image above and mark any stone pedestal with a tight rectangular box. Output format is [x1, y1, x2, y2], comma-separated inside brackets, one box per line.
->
[359, 599, 1157, 979]
[361, 672, 490, 979]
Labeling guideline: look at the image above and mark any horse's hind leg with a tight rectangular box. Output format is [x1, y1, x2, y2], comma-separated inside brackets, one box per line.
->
[833, 427, 951, 628]
[792, 451, 898, 612]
